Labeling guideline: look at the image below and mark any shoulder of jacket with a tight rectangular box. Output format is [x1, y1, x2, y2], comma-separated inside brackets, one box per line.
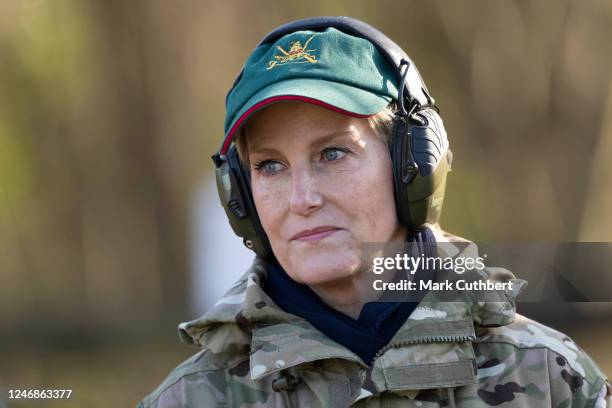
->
[475, 313, 608, 388]
[427, 224, 471, 243]
[138, 349, 250, 408]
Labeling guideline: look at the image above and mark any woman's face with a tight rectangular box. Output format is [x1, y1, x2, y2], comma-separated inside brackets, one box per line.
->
[245, 101, 406, 286]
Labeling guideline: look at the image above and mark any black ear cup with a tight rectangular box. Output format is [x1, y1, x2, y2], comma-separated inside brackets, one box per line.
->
[391, 108, 451, 230]
[213, 146, 273, 259]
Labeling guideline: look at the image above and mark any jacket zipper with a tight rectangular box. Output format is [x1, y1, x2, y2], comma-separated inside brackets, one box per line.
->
[370, 334, 476, 365]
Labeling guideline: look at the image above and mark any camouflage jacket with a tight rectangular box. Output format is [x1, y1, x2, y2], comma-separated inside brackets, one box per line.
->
[138, 257, 611, 408]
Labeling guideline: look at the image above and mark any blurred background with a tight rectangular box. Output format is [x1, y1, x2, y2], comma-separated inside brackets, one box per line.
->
[1, 0, 611, 406]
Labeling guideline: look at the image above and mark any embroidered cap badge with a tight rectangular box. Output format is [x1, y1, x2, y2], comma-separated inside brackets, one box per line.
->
[267, 35, 318, 70]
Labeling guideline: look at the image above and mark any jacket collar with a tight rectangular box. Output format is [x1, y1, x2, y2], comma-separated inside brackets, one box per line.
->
[179, 255, 526, 387]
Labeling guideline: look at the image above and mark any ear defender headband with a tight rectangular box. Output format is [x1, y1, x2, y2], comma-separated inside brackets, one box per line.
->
[212, 16, 452, 260]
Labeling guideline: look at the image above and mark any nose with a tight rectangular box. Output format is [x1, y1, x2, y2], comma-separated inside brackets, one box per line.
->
[289, 167, 323, 216]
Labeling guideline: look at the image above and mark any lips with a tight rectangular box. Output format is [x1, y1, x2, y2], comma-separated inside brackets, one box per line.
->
[290, 226, 340, 242]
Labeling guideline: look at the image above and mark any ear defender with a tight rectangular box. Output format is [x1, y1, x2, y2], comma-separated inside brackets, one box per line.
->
[213, 16, 452, 259]
[212, 147, 273, 259]
[391, 107, 452, 231]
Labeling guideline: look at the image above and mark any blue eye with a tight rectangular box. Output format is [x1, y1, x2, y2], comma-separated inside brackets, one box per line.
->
[253, 160, 283, 176]
[322, 147, 347, 162]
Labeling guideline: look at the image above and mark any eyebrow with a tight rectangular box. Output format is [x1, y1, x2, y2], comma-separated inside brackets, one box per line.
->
[248, 130, 360, 157]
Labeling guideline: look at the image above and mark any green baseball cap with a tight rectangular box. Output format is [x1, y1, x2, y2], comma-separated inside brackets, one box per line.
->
[221, 27, 399, 154]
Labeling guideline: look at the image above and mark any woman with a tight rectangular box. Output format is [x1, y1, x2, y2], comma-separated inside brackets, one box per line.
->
[139, 17, 610, 408]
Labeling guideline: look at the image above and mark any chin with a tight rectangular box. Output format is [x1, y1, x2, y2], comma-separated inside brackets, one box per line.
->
[285, 249, 362, 286]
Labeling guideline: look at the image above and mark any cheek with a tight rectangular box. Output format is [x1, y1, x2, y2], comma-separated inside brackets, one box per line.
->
[369, 154, 397, 218]
[251, 177, 287, 236]
[337, 149, 397, 232]
[369, 157, 396, 215]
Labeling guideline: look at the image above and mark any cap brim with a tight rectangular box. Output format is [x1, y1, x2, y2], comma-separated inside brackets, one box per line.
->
[221, 78, 392, 154]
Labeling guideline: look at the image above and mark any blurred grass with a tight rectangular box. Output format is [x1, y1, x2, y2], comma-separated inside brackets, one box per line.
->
[0, 339, 193, 408]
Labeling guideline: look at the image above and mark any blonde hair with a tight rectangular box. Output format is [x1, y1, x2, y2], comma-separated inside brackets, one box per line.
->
[234, 102, 397, 165]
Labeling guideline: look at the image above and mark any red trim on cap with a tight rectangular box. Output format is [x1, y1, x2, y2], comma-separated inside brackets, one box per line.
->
[220, 95, 371, 155]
